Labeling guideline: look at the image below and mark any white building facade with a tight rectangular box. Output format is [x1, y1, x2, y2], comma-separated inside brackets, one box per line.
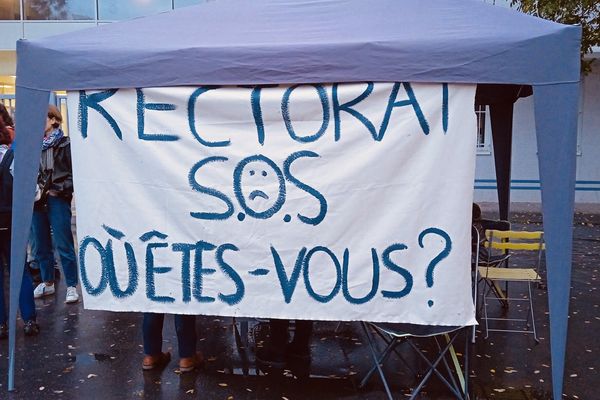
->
[474, 66, 600, 204]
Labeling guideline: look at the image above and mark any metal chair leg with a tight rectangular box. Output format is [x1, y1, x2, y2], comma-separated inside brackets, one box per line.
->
[360, 322, 394, 400]
[443, 334, 466, 395]
[360, 335, 398, 387]
[371, 326, 416, 376]
[406, 333, 464, 399]
[482, 282, 491, 339]
[334, 321, 343, 333]
[527, 281, 540, 343]
[472, 269, 478, 344]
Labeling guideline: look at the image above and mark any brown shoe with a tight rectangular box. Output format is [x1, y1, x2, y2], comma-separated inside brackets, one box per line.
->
[179, 352, 203, 373]
[142, 351, 171, 371]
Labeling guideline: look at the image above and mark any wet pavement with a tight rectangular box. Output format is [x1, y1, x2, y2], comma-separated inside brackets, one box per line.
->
[0, 210, 598, 399]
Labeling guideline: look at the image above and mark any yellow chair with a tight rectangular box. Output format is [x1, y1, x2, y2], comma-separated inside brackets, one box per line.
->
[478, 229, 544, 342]
[471, 220, 511, 342]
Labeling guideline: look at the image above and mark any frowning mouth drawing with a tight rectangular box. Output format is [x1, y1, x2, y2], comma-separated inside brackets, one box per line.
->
[249, 190, 269, 200]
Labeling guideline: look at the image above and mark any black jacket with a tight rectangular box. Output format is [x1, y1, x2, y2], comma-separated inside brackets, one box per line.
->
[0, 148, 13, 229]
[36, 136, 73, 207]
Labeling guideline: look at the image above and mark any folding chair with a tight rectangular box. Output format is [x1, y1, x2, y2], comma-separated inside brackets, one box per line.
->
[360, 322, 470, 400]
[471, 219, 510, 343]
[478, 229, 544, 342]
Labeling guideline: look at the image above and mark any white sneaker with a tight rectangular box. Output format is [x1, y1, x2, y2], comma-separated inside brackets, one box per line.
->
[65, 286, 79, 304]
[33, 283, 55, 299]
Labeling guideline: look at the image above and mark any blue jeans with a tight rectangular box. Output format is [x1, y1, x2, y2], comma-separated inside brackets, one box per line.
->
[28, 228, 40, 270]
[31, 196, 78, 287]
[143, 313, 197, 358]
[0, 223, 36, 323]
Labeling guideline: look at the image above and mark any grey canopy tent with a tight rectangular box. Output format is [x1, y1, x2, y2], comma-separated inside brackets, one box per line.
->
[9, 0, 580, 397]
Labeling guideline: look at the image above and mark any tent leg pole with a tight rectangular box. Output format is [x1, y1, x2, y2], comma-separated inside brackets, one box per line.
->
[8, 345, 15, 391]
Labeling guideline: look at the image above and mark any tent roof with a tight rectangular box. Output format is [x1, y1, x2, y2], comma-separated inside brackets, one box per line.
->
[10, 2, 581, 399]
[17, 0, 580, 90]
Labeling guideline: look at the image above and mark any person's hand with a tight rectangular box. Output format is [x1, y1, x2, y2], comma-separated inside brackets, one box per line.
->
[34, 184, 42, 201]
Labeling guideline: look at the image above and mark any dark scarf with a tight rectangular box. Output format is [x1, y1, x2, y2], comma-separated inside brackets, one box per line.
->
[41, 128, 64, 172]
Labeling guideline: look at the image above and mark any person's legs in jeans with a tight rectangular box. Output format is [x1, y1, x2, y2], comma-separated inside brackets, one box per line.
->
[18, 264, 37, 322]
[0, 228, 7, 329]
[175, 315, 201, 371]
[174, 315, 197, 359]
[27, 228, 42, 284]
[47, 196, 78, 288]
[143, 313, 165, 356]
[31, 209, 55, 284]
[0, 226, 37, 334]
[142, 313, 170, 369]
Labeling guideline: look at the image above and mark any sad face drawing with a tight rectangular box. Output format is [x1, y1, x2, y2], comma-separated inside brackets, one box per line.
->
[234, 155, 286, 219]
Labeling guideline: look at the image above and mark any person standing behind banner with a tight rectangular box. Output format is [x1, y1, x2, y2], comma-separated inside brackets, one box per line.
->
[141, 313, 203, 372]
[31, 105, 79, 304]
[0, 119, 39, 338]
[256, 319, 313, 367]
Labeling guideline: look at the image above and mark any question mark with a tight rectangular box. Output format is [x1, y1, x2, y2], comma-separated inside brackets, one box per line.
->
[418, 227, 452, 308]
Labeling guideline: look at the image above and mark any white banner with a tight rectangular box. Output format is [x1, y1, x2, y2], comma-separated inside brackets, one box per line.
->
[68, 82, 477, 326]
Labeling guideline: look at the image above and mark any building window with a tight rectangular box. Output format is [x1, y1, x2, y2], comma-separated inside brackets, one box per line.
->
[0, 0, 21, 20]
[174, 0, 205, 7]
[475, 104, 490, 154]
[3, 0, 211, 22]
[0, 96, 15, 120]
[98, 0, 172, 21]
[24, 0, 95, 20]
